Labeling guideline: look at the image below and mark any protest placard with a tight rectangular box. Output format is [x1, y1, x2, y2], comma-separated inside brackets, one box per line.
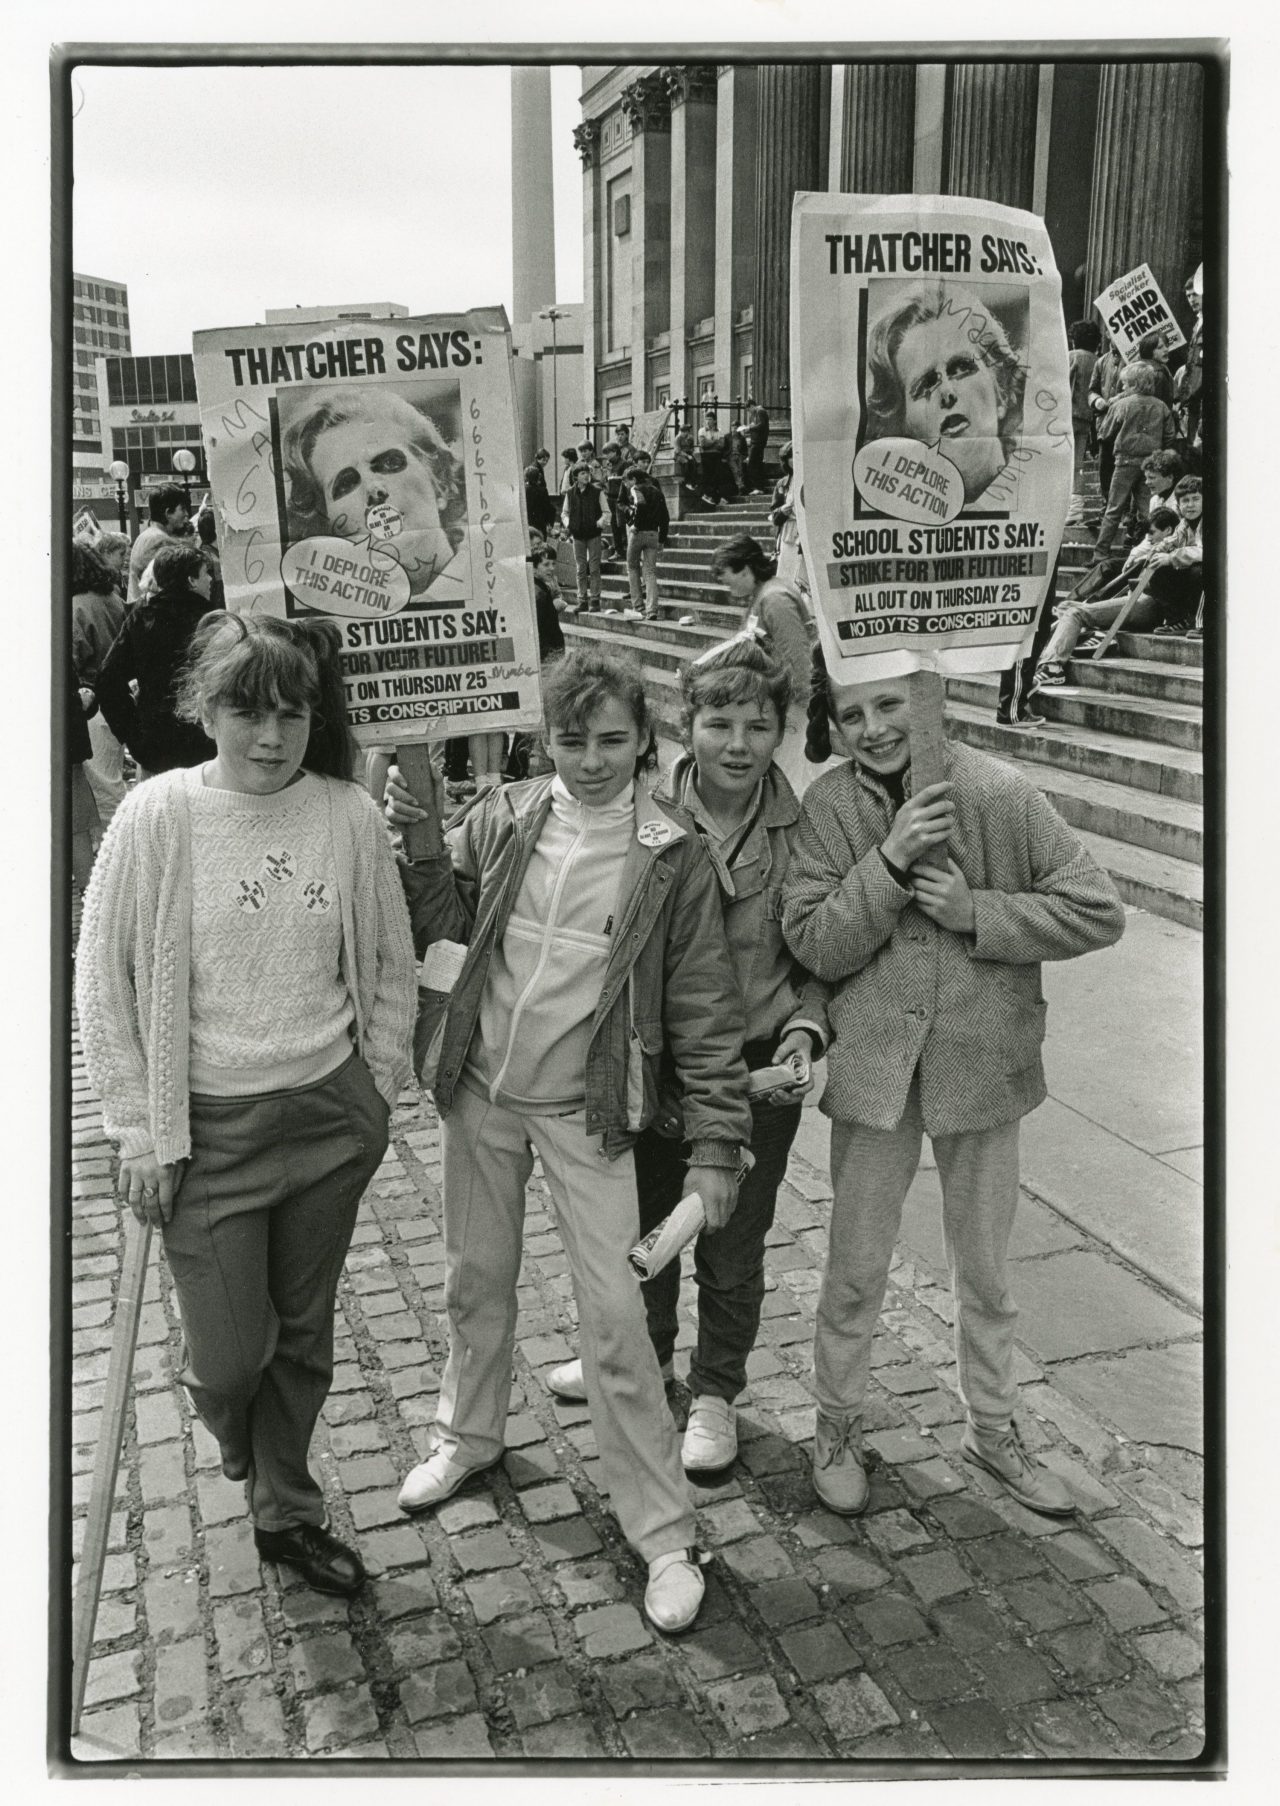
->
[789, 193, 1073, 685]
[630, 405, 673, 460]
[191, 308, 542, 747]
[1094, 262, 1187, 363]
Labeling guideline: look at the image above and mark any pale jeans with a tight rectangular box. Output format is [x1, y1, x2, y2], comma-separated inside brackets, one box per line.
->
[436, 1079, 695, 1562]
[85, 710, 128, 826]
[626, 530, 661, 611]
[816, 1076, 1022, 1431]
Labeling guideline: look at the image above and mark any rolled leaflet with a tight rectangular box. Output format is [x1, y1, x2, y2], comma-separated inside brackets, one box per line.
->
[627, 1152, 755, 1281]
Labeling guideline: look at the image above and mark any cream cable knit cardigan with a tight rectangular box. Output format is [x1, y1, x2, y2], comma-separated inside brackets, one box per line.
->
[75, 767, 417, 1164]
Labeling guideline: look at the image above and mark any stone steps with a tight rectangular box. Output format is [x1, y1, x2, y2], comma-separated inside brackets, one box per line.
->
[946, 672, 1202, 755]
[942, 699, 1202, 807]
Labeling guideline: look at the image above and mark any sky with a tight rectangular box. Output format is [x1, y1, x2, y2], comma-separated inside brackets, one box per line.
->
[71, 61, 586, 351]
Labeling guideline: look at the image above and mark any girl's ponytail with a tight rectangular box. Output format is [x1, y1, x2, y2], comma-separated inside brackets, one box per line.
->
[805, 642, 834, 764]
[293, 617, 358, 782]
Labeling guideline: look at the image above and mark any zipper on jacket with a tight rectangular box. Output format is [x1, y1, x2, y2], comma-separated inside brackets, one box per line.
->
[487, 813, 591, 1100]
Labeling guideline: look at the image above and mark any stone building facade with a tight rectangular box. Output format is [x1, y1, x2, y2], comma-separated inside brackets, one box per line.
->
[574, 58, 1209, 430]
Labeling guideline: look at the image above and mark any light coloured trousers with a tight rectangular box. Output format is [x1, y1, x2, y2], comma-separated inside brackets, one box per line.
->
[1041, 589, 1161, 667]
[436, 1079, 695, 1562]
[85, 710, 128, 826]
[816, 1077, 1021, 1430]
[626, 530, 660, 610]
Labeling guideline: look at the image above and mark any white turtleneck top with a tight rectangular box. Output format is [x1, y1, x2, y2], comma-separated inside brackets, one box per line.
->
[467, 776, 635, 1112]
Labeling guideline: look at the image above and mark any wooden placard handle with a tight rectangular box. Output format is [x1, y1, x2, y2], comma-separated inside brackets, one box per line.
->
[396, 744, 445, 862]
[906, 668, 949, 874]
[70, 1215, 153, 1734]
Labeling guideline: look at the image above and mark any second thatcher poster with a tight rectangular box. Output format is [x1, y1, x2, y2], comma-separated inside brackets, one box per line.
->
[192, 307, 541, 747]
[790, 193, 1072, 685]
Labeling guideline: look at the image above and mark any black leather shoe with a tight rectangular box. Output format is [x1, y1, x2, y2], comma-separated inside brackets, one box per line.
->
[254, 1523, 367, 1596]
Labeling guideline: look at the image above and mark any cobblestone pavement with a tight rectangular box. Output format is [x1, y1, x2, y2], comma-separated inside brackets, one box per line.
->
[67, 1021, 1206, 1767]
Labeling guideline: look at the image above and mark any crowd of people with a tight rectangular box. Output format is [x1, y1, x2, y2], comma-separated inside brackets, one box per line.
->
[1030, 267, 1207, 700]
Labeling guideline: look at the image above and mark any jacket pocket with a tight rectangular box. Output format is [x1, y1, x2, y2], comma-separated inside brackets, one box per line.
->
[989, 969, 1049, 1073]
[626, 1013, 664, 1133]
[414, 984, 450, 1090]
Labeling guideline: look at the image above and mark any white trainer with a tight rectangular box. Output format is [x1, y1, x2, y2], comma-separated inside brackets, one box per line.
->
[681, 1395, 737, 1473]
[644, 1549, 706, 1633]
[397, 1450, 500, 1515]
[546, 1358, 588, 1402]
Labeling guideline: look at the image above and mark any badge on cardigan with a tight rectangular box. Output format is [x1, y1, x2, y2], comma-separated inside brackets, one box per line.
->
[637, 821, 674, 848]
[303, 880, 333, 912]
[235, 878, 267, 913]
[264, 850, 297, 883]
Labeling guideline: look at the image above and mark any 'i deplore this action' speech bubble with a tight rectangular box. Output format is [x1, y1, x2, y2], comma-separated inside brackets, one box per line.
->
[852, 437, 966, 527]
[280, 536, 413, 619]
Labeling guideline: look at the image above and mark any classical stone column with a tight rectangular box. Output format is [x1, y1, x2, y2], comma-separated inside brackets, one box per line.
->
[620, 72, 671, 413]
[665, 65, 718, 406]
[713, 64, 757, 401]
[573, 120, 601, 425]
[753, 64, 823, 414]
[1085, 62, 1203, 324]
[839, 63, 916, 193]
[946, 63, 1038, 209]
[511, 68, 556, 323]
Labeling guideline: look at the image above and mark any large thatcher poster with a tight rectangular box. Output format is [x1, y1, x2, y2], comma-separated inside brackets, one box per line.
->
[192, 308, 541, 746]
[790, 193, 1072, 684]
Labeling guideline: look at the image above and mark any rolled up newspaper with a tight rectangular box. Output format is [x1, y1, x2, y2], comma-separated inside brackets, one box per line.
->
[627, 1153, 755, 1281]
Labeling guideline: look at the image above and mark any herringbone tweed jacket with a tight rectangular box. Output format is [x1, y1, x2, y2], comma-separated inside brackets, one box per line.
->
[782, 743, 1125, 1134]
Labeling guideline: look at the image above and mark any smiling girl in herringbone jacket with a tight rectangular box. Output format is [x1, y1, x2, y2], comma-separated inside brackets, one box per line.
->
[781, 648, 1124, 1523]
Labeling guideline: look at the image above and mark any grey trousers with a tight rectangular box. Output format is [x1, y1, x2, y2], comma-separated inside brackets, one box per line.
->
[816, 1076, 1022, 1430]
[162, 1054, 389, 1531]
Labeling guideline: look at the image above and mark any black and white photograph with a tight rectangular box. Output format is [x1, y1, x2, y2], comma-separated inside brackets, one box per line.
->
[28, 9, 1248, 1785]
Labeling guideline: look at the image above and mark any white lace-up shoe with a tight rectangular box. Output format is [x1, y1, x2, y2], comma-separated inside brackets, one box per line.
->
[546, 1358, 588, 1402]
[961, 1421, 1075, 1516]
[681, 1395, 737, 1473]
[397, 1450, 501, 1515]
[644, 1549, 706, 1633]
[812, 1412, 869, 1515]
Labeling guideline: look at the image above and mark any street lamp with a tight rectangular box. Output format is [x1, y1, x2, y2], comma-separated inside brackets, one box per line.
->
[172, 446, 197, 508]
[538, 308, 564, 468]
[107, 459, 130, 534]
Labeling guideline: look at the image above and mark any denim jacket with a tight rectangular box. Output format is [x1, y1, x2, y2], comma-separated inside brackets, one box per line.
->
[399, 775, 751, 1165]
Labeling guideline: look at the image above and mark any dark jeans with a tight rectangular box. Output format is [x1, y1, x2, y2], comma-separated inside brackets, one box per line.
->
[635, 1094, 804, 1401]
[997, 558, 1058, 720]
[161, 1054, 389, 1531]
[1147, 564, 1203, 626]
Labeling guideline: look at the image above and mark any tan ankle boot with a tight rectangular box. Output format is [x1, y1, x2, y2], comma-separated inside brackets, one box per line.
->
[812, 1412, 868, 1515]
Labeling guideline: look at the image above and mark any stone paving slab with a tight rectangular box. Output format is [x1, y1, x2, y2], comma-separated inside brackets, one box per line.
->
[65, 1020, 1206, 1768]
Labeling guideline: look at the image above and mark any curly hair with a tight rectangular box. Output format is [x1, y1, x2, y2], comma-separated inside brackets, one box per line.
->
[149, 543, 207, 594]
[71, 540, 118, 595]
[864, 283, 1026, 460]
[282, 387, 467, 555]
